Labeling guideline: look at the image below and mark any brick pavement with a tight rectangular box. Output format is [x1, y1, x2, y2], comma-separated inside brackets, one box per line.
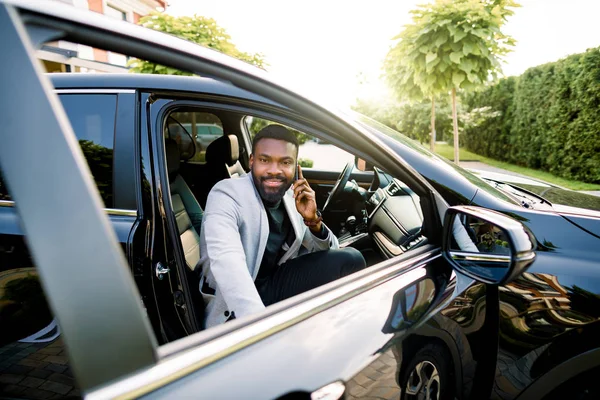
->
[491, 345, 550, 400]
[0, 338, 80, 399]
[345, 350, 402, 400]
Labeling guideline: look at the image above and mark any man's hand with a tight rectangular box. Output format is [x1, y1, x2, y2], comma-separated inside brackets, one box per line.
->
[292, 165, 322, 232]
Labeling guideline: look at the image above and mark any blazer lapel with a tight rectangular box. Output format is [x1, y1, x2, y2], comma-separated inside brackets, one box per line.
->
[249, 174, 270, 279]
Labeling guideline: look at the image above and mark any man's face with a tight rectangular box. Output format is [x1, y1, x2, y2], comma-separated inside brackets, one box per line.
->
[250, 138, 297, 205]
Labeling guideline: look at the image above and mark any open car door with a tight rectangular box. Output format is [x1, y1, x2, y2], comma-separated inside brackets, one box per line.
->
[0, 1, 530, 399]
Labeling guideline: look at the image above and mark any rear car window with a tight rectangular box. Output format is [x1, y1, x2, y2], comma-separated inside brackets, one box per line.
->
[0, 94, 117, 208]
[165, 111, 223, 164]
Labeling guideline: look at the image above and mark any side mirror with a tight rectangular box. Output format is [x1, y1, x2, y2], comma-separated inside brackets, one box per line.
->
[355, 157, 374, 172]
[443, 206, 536, 285]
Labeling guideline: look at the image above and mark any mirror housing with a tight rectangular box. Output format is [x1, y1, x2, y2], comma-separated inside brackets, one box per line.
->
[443, 206, 536, 285]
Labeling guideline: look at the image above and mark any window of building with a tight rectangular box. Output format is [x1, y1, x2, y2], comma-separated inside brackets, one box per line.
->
[105, 5, 129, 66]
[105, 5, 127, 21]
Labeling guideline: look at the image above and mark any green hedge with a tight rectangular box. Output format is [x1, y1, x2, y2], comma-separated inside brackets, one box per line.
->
[463, 47, 600, 183]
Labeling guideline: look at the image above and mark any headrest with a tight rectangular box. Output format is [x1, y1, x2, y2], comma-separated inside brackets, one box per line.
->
[206, 135, 240, 166]
[165, 139, 180, 177]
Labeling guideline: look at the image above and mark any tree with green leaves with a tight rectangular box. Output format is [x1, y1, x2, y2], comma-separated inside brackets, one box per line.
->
[384, 0, 518, 161]
[128, 12, 266, 75]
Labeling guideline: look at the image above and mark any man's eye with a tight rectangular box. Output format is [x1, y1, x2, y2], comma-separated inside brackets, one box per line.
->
[260, 158, 268, 163]
[283, 161, 292, 166]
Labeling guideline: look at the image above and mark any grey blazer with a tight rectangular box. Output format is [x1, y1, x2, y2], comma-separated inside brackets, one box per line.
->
[199, 174, 339, 328]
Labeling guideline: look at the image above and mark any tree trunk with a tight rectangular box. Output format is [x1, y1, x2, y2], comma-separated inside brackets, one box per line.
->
[191, 112, 197, 134]
[452, 88, 459, 164]
[430, 96, 436, 152]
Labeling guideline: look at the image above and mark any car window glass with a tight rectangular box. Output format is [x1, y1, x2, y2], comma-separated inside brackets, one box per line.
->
[350, 111, 517, 204]
[0, 94, 117, 208]
[244, 116, 353, 171]
[166, 111, 223, 164]
[59, 94, 116, 207]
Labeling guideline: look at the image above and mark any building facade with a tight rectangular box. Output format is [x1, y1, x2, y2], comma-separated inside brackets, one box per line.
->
[41, 0, 167, 73]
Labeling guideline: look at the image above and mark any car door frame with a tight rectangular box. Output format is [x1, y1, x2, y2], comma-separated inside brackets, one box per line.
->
[140, 92, 203, 340]
[1, 0, 462, 397]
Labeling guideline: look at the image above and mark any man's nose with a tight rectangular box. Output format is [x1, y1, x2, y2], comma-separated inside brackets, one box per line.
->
[266, 162, 282, 175]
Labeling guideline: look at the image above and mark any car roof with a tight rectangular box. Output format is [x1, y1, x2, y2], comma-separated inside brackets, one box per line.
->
[49, 73, 281, 106]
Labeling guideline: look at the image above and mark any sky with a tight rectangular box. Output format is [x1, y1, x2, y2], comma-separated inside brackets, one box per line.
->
[166, 0, 600, 108]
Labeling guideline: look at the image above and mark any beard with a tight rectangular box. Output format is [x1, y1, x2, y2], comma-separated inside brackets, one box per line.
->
[251, 169, 292, 206]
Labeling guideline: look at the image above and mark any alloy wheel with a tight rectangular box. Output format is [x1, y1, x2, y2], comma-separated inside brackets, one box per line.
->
[404, 360, 441, 400]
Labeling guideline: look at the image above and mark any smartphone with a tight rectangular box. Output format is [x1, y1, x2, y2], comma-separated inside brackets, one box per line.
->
[294, 164, 299, 182]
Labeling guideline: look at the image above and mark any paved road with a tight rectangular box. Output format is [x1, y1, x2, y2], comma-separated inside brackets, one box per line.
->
[0, 338, 79, 399]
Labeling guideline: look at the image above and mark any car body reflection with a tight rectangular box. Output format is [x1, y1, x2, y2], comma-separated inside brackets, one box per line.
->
[346, 276, 440, 399]
[492, 271, 600, 399]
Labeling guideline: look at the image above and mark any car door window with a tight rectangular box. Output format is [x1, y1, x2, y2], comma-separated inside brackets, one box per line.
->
[0, 94, 117, 208]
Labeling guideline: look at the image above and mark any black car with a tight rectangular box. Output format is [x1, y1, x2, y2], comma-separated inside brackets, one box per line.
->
[0, 1, 599, 400]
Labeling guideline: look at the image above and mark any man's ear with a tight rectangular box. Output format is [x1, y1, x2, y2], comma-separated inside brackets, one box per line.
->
[249, 154, 254, 169]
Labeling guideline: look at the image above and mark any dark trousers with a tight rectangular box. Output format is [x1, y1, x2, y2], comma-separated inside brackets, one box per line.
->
[255, 247, 367, 306]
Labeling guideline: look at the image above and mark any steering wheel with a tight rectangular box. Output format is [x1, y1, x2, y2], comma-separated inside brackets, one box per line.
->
[322, 162, 354, 212]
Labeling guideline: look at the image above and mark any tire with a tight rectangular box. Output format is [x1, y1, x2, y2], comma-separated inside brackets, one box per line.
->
[400, 343, 455, 400]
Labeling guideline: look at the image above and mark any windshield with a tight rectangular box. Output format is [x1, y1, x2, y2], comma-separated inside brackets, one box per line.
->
[346, 111, 518, 204]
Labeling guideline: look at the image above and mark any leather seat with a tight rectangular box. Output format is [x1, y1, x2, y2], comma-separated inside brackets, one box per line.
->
[166, 139, 205, 326]
[205, 134, 246, 180]
[166, 138, 203, 255]
[197, 134, 246, 207]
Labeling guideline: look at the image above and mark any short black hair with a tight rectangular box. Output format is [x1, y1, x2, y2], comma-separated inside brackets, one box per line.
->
[252, 124, 299, 155]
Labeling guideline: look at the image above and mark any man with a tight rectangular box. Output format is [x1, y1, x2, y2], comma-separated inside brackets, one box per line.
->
[199, 124, 366, 328]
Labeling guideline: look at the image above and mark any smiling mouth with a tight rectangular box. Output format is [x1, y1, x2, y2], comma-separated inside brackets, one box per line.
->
[263, 179, 284, 188]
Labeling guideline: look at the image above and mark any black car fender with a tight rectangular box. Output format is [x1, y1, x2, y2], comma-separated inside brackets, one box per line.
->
[515, 347, 600, 400]
[512, 321, 600, 399]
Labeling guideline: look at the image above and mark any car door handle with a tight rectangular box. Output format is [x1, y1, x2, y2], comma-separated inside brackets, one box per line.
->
[311, 381, 346, 400]
[155, 262, 170, 280]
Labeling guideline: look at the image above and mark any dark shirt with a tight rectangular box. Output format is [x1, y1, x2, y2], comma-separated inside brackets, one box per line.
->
[256, 201, 293, 281]
[256, 201, 328, 282]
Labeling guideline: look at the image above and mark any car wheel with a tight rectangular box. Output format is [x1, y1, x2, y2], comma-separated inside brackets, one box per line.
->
[400, 343, 455, 400]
